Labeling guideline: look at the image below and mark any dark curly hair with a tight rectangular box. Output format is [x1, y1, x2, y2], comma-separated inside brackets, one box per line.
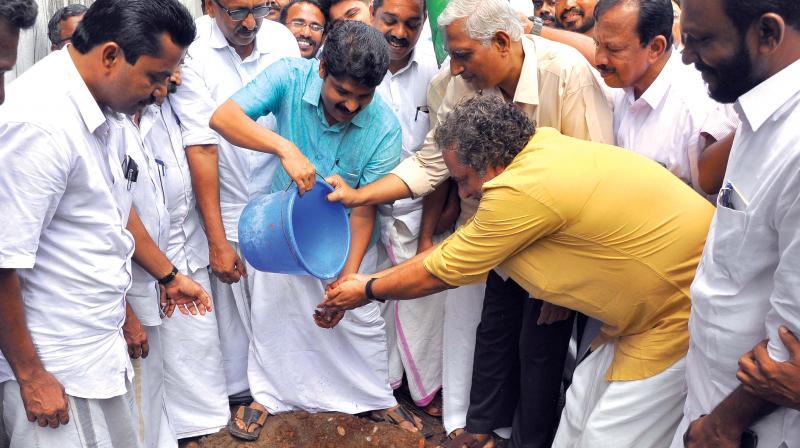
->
[320, 20, 389, 88]
[435, 95, 536, 175]
[0, 0, 37, 29]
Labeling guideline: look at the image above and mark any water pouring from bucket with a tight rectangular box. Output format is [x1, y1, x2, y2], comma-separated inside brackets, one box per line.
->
[238, 180, 351, 280]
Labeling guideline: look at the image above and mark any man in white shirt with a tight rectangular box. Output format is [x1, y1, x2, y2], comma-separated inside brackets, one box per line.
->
[169, 0, 306, 406]
[140, 89, 230, 443]
[0, 0, 209, 446]
[371, 0, 446, 421]
[593, 0, 737, 191]
[673, 0, 800, 446]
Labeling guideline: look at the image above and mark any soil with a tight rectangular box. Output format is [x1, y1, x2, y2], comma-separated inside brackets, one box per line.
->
[199, 411, 441, 448]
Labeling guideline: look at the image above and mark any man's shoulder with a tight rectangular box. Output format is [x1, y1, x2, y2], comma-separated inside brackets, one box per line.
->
[529, 35, 595, 78]
[2, 55, 76, 127]
[257, 19, 302, 58]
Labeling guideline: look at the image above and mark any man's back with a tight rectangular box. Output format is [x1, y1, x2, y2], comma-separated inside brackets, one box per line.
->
[426, 127, 714, 381]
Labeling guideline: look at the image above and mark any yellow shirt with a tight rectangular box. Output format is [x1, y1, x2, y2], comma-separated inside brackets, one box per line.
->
[424, 128, 714, 381]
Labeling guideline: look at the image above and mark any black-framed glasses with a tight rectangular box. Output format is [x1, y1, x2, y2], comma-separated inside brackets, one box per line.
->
[288, 19, 325, 33]
[213, 0, 270, 21]
[533, 0, 556, 7]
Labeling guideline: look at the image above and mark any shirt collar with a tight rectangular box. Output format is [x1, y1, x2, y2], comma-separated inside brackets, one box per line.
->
[627, 51, 677, 109]
[301, 59, 369, 129]
[388, 47, 422, 78]
[209, 19, 268, 57]
[736, 58, 800, 133]
[61, 50, 107, 134]
[512, 36, 541, 106]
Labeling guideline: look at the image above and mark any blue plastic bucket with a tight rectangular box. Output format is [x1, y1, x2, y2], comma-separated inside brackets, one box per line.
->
[238, 180, 351, 279]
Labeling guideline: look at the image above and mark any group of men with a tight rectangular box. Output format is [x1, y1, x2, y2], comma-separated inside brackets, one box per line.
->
[1, 0, 800, 448]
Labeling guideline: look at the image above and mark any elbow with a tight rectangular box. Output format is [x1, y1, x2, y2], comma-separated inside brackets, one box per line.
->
[209, 100, 236, 135]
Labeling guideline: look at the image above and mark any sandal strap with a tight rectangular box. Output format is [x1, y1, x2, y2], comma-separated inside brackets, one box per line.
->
[235, 405, 268, 428]
[384, 404, 417, 426]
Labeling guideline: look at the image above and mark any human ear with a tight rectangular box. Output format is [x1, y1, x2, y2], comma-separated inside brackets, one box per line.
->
[493, 31, 513, 54]
[100, 43, 123, 71]
[755, 13, 785, 55]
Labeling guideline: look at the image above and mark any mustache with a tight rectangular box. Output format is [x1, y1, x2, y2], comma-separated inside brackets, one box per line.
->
[335, 103, 359, 116]
[297, 36, 316, 45]
[596, 64, 615, 74]
[235, 24, 259, 34]
[694, 60, 716, 76]
[560, 7, 584, 19]
[385, 34, 409, 48]
[167, 81, 178, 94]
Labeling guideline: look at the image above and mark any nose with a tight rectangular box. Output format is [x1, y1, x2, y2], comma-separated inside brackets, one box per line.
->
[682, 41, 698, 65]
[392, 26, 409, 41]
[564, 0, 577, 8]
[344, 98, 359, 113]
[242, 12, 256, 29]
[594, 46, 609, 67]
[450, 59, 465, 77]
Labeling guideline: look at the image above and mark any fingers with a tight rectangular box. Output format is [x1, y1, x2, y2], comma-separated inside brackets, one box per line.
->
[779, 326, 800, 357]
[141, 340, 149, 359]
[235, 253, 248, 279]
[129, 341, 142, 359]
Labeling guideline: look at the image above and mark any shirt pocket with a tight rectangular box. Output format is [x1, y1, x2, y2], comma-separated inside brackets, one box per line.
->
[709, 200, 747, 279]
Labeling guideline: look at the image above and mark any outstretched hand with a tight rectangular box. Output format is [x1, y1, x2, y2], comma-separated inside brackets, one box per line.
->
[321, 274, 371, 311]
[162, 273, 213, 317]
[325, 175, 362, 208]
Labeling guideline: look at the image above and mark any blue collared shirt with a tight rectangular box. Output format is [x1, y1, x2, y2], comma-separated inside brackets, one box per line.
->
[231, 57, 402, 195]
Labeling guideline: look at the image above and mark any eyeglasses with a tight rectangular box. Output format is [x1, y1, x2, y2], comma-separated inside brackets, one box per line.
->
[289, 19, 324, 33]
[533, 0, 556, 7]
[213, 0, 270, 21]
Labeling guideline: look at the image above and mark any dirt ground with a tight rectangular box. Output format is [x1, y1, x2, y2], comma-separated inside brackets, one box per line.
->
[199, 391, 449, 448]
[199, 411, 441, 448]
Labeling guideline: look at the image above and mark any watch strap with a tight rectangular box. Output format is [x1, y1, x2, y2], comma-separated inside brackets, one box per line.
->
[529, 15, 544, 36]
[365, 278, 384, 303]
[158, 265, 179, 285]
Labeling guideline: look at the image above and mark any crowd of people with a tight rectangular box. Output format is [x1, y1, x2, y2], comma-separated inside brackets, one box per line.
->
[0, 0, 799, 447]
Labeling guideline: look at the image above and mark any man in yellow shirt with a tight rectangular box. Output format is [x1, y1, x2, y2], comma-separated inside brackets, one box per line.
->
[321, 95, 714, 447]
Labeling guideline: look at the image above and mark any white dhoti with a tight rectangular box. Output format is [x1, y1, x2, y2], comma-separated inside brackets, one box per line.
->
[247, 246, 397, 414]
[552, 343, 687, 448]
[378, 206, 445, 407]
[133, 325, 177, 448]
[1, 380, 141, 448]
[442, 282, 486, 434]
[160, 267, 229, 438]
[211, 241, 253, 397]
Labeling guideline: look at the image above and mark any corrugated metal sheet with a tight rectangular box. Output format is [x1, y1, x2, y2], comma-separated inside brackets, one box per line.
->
[6, 0, 203, 83]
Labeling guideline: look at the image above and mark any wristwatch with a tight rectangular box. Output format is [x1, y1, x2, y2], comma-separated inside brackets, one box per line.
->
[158, 265, 179, 285]
[365, 278, 385, 303]
[528, 15, 544, 36]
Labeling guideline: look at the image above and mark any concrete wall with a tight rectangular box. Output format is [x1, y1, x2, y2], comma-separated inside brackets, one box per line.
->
[6, 0, 204, 83]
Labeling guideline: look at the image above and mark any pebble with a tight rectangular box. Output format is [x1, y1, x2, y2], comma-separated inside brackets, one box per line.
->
[337, 426, 346, 436]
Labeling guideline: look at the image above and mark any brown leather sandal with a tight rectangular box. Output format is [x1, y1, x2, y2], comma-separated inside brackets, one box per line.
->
[228, 404, 268, 441]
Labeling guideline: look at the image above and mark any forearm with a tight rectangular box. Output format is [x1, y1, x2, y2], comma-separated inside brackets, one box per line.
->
[186, 145, 228, 245]
[209, 100, 292, 158]
[0, 269, 47, 381]
[341, 205, 376, 275]
[374, 244, 439, 279]
[710, 385, 777, 433]
[127, 208, 173, 279]
[540, 27, 597, 66]
[352, 174, 413, 207]
[371, 255, 452, 300]
[419, 182, 449, 243]
[698, 131, 734, 195]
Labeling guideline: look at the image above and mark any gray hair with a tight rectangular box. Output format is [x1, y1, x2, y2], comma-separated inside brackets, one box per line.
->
[437, 0, 523, 45]
[435, 95, 535, 175]
[47, 4, 88, 45]
[0, 0, 37, 29]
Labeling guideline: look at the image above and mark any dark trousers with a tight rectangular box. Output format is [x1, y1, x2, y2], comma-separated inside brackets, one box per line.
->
[465, 271, 574, 448]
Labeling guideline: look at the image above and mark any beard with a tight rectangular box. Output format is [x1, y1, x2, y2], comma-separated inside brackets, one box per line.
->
[696, 38, 759, 103]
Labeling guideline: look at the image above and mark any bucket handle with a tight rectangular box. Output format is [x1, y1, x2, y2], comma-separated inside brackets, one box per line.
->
[283, 172, 329, 192]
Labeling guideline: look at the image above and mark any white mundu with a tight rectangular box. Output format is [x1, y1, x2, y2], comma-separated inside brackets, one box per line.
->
[671, 59, 800, 448]
[126, 115, 177, 448]
[375, 43, 446, 409]
[0, 49, 139, 447]
[141, 100, 229, 439]
[612, 50, 738, 190]
[247, 247, 397, 414]
[170, 18, 300, 397]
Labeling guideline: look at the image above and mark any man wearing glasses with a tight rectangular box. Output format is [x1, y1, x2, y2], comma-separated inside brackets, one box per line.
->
[169, 0, 305, 433]
[279, 0, 326, 58]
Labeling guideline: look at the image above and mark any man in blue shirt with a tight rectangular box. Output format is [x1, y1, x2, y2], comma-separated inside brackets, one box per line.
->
[210, 21, 420, 441]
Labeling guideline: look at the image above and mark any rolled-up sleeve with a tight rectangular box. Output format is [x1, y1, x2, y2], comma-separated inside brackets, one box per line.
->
[230, 58, 291, 121]
[0, 123, 70, 268]
[423, 185, 563, 286]
[171, 50, 221, 147]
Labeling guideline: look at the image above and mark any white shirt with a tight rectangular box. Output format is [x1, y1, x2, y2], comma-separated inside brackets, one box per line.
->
[128, 115, 171, 326]
[684, 59, 800, 445]
[0, 50, 135, 399]
[144, 100, 210, 275]
[612, 51, 738, 188]
[376, 45, 439, 230]
[170, 19, 300, 242]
